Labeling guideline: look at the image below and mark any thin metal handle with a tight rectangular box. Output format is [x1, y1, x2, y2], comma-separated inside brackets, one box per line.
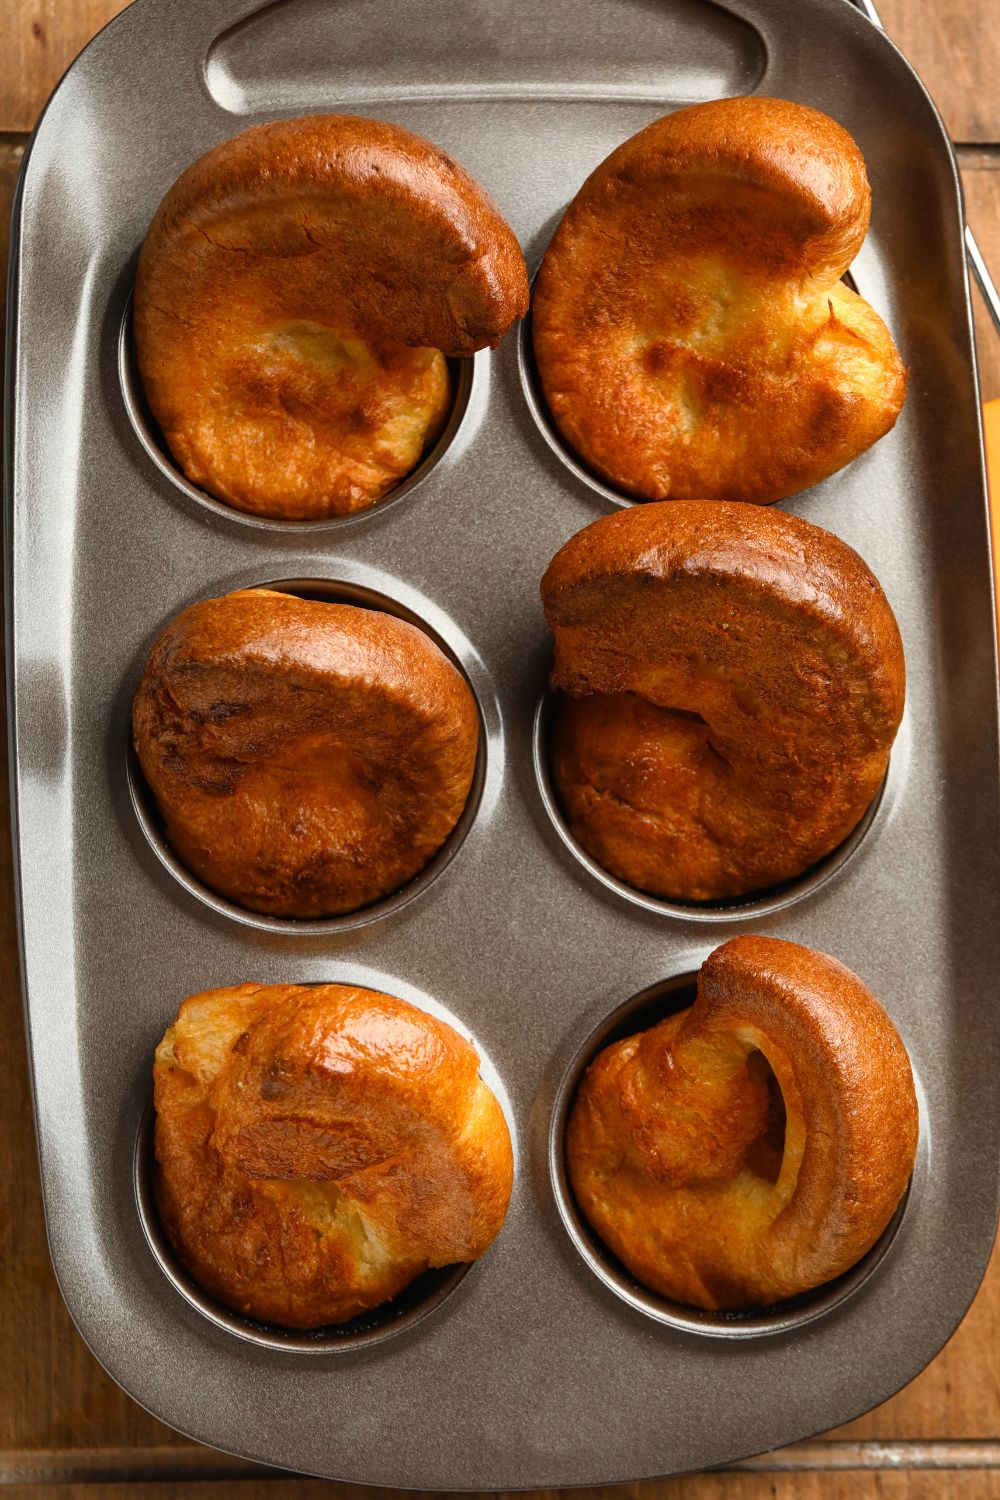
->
[967, 224, 1000, 337]
[851, 0, 1000, 338]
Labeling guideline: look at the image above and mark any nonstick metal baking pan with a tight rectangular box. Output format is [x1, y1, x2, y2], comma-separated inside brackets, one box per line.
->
[6, 0, 999, 1484]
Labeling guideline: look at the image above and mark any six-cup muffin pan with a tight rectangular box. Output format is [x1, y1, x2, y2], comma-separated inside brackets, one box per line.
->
[6, 0, 1000, 1485]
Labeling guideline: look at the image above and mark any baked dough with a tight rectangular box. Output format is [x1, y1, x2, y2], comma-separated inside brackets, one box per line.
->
[132, 588, 479, 917]
[154, 982, 514, 1328]
[541, 501, 905, 901]
[135, 114, 529, 519]
[533, 97, 906, 503]
[567, 936, 918, 1310]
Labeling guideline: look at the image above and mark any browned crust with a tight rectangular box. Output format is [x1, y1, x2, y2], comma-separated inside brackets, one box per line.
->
[567, 936, 918, 1310]
[154, 982, 514, 1328]
[532, 97, 906, 504]
[135, 114, 529, 518]
[132, 588, 479, 917]
[541, 501, 905, 900]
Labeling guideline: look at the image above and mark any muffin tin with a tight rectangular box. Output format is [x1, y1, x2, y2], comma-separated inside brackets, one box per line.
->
[6, 0, 1000, 1485]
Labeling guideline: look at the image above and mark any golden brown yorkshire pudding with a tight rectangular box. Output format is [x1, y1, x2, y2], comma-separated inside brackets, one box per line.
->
[568, 936, 918, 1311]
[134, 114, 529, 520]
[132, 588, 479, 918]
[532, 97, 906, 504]
[541, 501, 904, 902]
[154, 982, 514, 1329]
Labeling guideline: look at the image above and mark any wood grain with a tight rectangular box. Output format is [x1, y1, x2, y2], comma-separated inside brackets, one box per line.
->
[4, 1440, 1000, 1485]
[879, 0, 999, 144]
[0, 1, 130, 132]
[964, 164, 1000, 400]
[5, 1473, 1000, 1499]
[1, 0, 998, 1491]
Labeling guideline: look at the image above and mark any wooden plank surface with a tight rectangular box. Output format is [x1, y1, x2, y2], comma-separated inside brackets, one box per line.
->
[964, 165, 1000, 400]
[0, 0, 130, 132]
[1, 0, 998, 1491]
[5, 1475, 1000, 1500]
[879, 0, 999, 145]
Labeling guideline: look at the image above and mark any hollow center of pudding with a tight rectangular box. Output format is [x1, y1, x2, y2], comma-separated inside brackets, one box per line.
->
[261, 321, 376, 376]
[158, 313, 453, 520]
[742, 1049, 785, 1184]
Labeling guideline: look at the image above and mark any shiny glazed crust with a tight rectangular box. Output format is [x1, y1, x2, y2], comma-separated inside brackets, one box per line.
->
[154, 983, 514, 1328]
[532, 97, 906, 503]
[567, 936, 918, 1310]
[135, 114, 529, 519]
[541, 502, 905, 901]
[132, 588, 479, 918]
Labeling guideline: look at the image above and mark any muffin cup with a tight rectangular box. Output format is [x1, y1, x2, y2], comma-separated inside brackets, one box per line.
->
[518, 271, 862, 509]
[548, 970, 920, 1339]
[119, 295, 477, 535]
[133, 1095, 474, 1353]
[134, 974, 517, 1353]
[127, 576, 495, 935]
[533, 690, 906, 923]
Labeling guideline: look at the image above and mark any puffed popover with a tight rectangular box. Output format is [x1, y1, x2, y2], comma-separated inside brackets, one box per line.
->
[132, 588, 478, 918]
[541, 501, 905, 901]
[135, 114, 529, 519]
[568, 937, 918, 1310]
[154, 982, 514, 1328]
[533, 97, 906, 503]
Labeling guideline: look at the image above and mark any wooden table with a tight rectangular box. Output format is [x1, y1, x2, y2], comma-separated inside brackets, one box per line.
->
[2, 3, 998, 1495]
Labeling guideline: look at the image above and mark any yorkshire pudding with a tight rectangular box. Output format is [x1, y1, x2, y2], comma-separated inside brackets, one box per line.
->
[134, 114, 529, 520]
[541, 501, 905, 902]
[154, 982, 514, 1328]
[132, 588, 479, 918]
[567, 936, 918, 1311]
[532, 96, 906, 504]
